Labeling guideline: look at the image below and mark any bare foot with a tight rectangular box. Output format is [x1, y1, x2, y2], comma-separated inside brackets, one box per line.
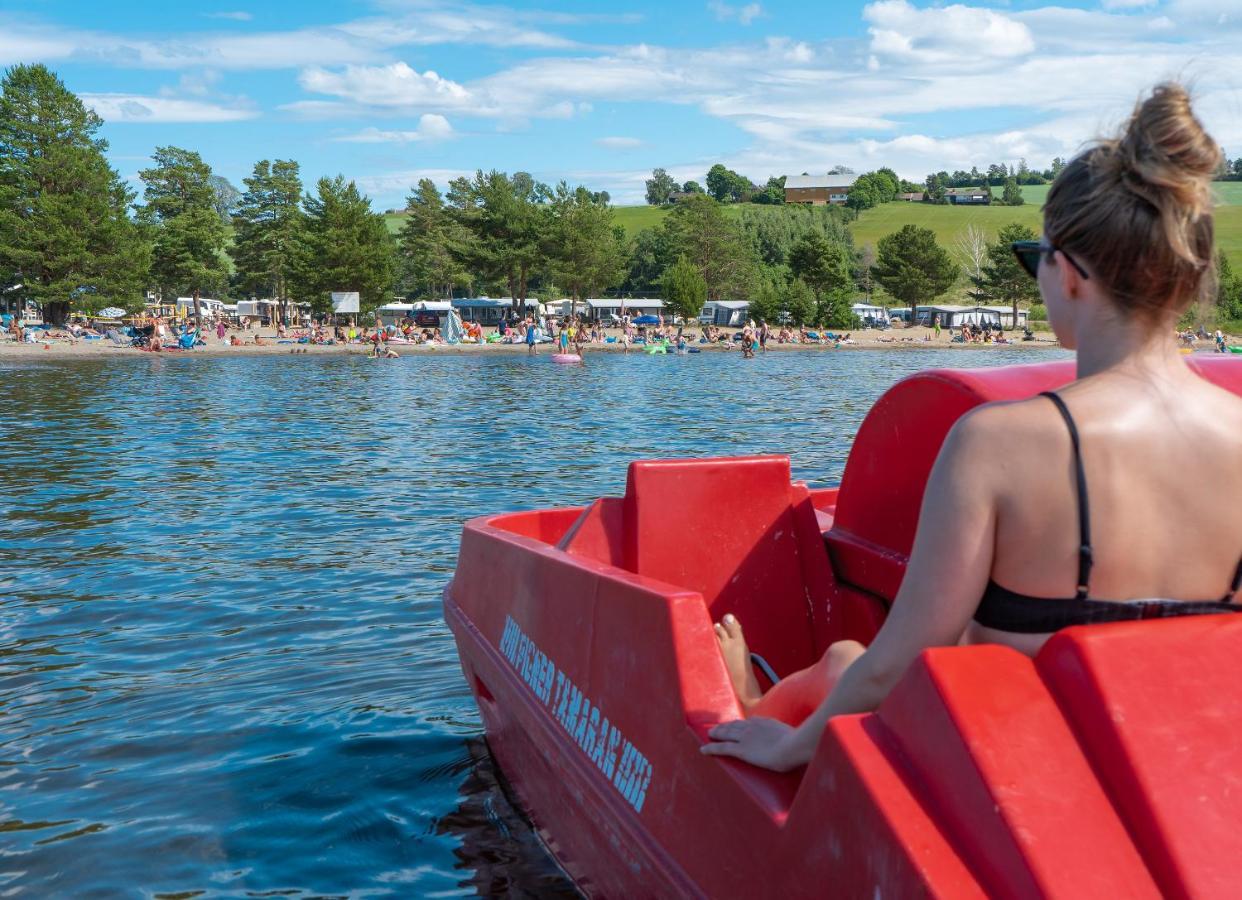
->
[714, 614, 763, 712]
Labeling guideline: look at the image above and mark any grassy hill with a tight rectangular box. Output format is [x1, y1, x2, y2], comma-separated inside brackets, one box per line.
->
[383, 181, 1242, 268]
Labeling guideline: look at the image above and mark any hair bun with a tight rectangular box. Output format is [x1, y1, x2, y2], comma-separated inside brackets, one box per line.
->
[1111, 83, 1220, 217]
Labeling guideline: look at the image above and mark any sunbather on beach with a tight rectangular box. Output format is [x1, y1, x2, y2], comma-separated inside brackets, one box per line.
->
[703, 83, 1242, 773]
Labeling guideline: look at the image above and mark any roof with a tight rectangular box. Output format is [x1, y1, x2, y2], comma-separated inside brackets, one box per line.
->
[784, 173, 859, 190]
[377, 303, 415, 311]
[585, 298, 665, 308]
[851, 303, 886, 313]
[945, 187, 989, 195]
[707, 300, 750, 309]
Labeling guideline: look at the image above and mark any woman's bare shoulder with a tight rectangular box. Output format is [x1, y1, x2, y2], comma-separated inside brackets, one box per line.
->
[935, 397, 1063, 485]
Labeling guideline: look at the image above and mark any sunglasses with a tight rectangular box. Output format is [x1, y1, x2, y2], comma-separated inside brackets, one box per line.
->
[1011, 240, 1090, 280]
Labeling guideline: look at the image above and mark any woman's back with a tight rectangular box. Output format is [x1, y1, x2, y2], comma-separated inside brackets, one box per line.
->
[970, 366, 1242, 651]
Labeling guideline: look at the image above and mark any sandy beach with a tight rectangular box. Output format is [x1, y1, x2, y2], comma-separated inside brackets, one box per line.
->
[0, 325, 1080, 359]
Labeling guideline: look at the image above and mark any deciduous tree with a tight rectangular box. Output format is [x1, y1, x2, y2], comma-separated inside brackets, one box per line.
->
[644, 168, 678, 206]
[706, 164, 751, 203]
[969, 223, 1039, 329]
[1001, 177, 1024, 206]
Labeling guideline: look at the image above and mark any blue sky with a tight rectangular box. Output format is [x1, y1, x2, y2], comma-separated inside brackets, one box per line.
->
[3, 0, 1241, 208]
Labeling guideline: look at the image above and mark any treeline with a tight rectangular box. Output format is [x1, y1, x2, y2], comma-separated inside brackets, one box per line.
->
[644, 164, 922, 210]
[6, 64, 1235, 331]
[0, 63, 885, 329]
[0, 64, 1056, 331]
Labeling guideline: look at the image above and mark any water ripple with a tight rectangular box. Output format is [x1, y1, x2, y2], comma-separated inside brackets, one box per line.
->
[0, 348, 1065, 896]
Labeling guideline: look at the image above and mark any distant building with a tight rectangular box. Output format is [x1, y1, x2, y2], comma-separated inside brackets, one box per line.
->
[899, 191, 923, 202]
[914, 305, 1003, 328]
[699, 300, 750, 326]
[784, 173, 859, 206]
[945, 187, 991, 205]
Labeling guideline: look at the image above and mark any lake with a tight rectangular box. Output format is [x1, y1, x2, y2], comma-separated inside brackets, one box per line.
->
[0, 347, 1067, 896]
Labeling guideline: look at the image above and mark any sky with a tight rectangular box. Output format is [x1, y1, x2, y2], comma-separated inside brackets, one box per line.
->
[3, 0, 1242, 208]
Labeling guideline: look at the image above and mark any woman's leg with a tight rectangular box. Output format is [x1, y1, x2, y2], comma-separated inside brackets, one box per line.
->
[716, 614, 865, 726]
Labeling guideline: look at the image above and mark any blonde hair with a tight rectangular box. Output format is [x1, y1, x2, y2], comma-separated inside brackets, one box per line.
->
[1044, 83, 1221, 318]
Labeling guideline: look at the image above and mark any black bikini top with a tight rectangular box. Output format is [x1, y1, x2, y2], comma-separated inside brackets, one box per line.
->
[974, 391, 1242, 634]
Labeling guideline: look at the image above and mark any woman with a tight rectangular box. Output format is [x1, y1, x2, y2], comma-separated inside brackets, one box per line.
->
[703, 83, 1242, 773]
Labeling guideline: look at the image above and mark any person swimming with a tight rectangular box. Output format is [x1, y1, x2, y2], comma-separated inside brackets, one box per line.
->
[702, 83, 1242, 773]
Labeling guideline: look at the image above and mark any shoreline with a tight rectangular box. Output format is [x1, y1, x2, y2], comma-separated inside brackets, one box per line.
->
[0, 325, 1077, 359]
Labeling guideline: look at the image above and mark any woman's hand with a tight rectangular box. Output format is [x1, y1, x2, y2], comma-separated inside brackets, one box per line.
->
[700, 716, 804, 772]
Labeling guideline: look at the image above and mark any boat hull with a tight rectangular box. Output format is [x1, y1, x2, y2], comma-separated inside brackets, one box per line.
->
[445, 357, 1242, 898]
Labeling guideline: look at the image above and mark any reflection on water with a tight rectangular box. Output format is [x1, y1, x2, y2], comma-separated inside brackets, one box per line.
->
[0, 348, 1066, 895]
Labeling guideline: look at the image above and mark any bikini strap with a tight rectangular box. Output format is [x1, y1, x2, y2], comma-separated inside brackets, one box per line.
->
[1040, 391, 1094, 601]
[1224, 557, 1242, 604]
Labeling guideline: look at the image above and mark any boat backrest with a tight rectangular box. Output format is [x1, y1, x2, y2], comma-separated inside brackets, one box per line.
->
[559, 456, 823, 676]
[826, 356, 1242, 604]
[624, 457, 820, 676]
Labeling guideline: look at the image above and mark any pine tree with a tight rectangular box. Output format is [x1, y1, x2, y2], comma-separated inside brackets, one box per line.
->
[292, 176, 396, 315]
[872, 225, 957, 308]
[783, 277, 817, 326]
[788, 231, 851, 299]
[661, 255, 707, 320]
[399, 178, 466, 300]
[548, 183, 627, 313]
[139, 146, 229, 323]
[447, 170, 547, 316]
[0, 64, 149, 323]
[970, 223, 1040, 329]
[230, 159, 304, 324]
[663, 194, 756, 301]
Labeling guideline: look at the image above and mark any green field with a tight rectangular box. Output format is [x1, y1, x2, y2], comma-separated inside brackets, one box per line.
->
[383, 180, 1242, 267]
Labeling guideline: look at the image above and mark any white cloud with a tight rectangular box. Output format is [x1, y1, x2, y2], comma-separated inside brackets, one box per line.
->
[352, 167, 474, 196]
[708, 2, 764, 25]
[299, 63, 473, 108]
[864, 0, 1035, 64]
[80, 93, 258, 122]
[0, 3, 576, 70]
[333, 114, 455, 142]
[595, 136, 643, 149]
[205, 11, 254, 21]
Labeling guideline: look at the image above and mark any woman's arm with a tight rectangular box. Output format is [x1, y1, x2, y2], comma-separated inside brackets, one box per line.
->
[704, 407, 1006, 771]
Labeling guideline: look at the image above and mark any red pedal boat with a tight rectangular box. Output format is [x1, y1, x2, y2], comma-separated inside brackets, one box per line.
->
[444, 358, 1242, 898]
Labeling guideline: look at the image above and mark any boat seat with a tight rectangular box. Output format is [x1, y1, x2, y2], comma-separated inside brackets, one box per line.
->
[826, 357, 1242, 605]
[560, 456, 821, 677]
[826, 362, 1077, 603]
